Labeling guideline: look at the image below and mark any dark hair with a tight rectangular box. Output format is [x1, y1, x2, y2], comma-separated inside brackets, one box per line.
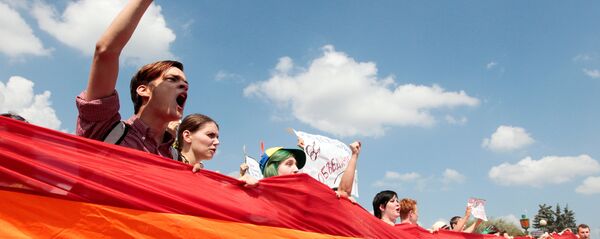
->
[399, 198, 417, 220]
[130, 60, 184, 114]
[372, 190, 397, 219]
[578, 224, 590, 230]
[1, 113, 28, 122]
[175, 114, 218, 153]
[449, 216, 461, 229]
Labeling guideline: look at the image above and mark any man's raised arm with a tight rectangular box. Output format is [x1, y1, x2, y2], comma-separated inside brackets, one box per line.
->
[85, 0, 152, 100]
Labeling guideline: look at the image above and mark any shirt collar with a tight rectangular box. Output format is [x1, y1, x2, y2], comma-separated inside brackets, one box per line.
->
[126, 115, 175, 146]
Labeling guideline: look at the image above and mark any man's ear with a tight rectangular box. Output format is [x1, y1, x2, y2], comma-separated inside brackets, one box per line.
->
[136, 84, 151, 98]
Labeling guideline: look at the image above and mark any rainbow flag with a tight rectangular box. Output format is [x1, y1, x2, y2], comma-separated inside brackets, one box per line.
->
[0, 118, 576, 239]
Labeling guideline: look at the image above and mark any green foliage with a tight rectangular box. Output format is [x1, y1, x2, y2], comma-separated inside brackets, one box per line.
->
[471, 218, 525, 237]
[534, 204, 555, 232]
[533, 203, 576, 233]
[562, 205, 576, 232]
[554, 204, 564, 231]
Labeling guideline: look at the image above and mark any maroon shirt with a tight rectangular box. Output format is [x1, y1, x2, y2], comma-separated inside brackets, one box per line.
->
[76, 91, 174, 158]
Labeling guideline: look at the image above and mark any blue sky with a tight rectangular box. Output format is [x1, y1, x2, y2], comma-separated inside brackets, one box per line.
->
[1, 0, 599, 234]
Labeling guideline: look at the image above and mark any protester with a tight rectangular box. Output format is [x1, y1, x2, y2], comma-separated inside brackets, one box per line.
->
[431, 221, 450, 231]
[1, 113, 28, 123]
[239, 139, 361, 198]
[449, 216, 462, 230]
[372, 190, 400, 226]
[174, 114, 219, 170]
[450, 206, 482, 233]
[259, 147, 307, 178]
[398, 198, 419, 225]
[237, 146, 306, 187]
[578, 224, 590, 239]
[76, 0, 188, 159]
[332, 141, 361, 199]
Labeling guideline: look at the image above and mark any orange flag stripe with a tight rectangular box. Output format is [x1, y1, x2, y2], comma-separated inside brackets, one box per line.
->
[0, 190, 357, 239]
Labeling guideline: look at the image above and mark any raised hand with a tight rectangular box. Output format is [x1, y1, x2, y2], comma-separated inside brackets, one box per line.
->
[349, 141, 361, 155]
[239, 163, 249, 177]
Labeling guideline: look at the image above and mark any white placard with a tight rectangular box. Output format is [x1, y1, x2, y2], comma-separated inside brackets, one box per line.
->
[468, 198, 488, 221]
[244, 155, 264, 180]
[294, 130, 359, 197]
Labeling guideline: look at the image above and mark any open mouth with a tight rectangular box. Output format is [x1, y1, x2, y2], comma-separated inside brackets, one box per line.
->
[176, 93, 187, 108]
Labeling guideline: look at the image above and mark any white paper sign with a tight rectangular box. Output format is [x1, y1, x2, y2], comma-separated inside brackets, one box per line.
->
[468, 198, 488, 221]
[294, 130, 359, 197]
[245, 155, 264, 180]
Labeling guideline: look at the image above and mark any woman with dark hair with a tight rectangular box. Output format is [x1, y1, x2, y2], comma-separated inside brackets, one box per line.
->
[449, 206, 482, 233]
[372, 190, 400, 226]
[174, 114, 219, 170]
[174, 114, 257, 186]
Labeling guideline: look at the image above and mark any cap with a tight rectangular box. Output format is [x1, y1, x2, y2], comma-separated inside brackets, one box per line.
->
[259, 147, 306, 174]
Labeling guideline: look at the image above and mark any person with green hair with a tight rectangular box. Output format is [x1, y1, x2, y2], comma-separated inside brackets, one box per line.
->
[259, 147, 307, 178]
[238, 140, 361, 203]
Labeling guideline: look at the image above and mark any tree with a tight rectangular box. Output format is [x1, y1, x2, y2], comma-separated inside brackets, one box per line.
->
[562, 205, 576, 232]
[533, 203, 577, 233]
[554, 204, 564, 231]
[533, 204, 555, 232]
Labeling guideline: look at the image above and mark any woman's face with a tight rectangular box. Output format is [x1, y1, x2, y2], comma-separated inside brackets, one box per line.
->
[277, 157, 299, 176]
[186, 122, 219, 160]
[382, 196, 400, 221]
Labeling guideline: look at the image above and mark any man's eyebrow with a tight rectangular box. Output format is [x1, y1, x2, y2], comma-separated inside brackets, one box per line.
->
[165, 74, 188, 83]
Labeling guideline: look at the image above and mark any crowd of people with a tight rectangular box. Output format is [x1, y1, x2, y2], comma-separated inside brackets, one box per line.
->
[0, 0, 592, 238]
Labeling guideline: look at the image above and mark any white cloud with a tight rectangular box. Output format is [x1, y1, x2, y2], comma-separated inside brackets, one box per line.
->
[0, 76, 62, 130]
[0, 0, 28, 9]
[181, 19, 194, 36]
[215, 70, 244, 82]
[31, 0, 175, 64]
[486, 61, 497, 69]
[372, 171, 422, 188]
[244, 45, 480, 137]
[442, 169, 466, 184]
[489, 155, 600, 187]
[0, 2, 51, 58]
[375, 169, 466, 191]
[385, 171, 421, 181]
[445, 115, 467, 125]
[575, 176, 600, 195]
[573, 54, 593, 62]
[583, 68, 600, 79]
[482, 125, 534, 152]
[497, 214, 521, 228]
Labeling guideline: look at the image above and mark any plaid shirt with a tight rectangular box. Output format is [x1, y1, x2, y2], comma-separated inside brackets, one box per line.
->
[76, 91, 174, 158]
